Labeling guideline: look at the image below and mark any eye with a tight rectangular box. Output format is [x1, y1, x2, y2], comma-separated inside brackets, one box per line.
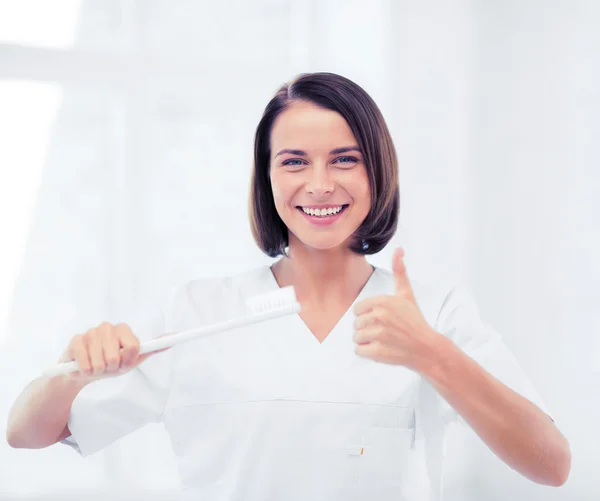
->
[281, 159, 306, 167]
[334, 156, 359, 167]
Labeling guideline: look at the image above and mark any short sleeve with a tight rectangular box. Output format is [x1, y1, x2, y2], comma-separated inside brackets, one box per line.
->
[59, 288, 177, 457]
[434, 285, 553, 427]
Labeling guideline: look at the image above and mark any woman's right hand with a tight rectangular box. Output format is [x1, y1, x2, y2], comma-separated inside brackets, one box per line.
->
[57, 322, 169, 381]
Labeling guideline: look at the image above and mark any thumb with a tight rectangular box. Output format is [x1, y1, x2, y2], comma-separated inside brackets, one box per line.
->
[393, 247, 415, 301]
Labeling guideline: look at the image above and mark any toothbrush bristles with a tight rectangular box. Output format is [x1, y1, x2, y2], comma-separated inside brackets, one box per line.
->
[247, 286, 300, 315]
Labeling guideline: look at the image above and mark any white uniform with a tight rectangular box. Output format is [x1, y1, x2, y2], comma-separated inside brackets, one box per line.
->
[61, 265, 552, 501]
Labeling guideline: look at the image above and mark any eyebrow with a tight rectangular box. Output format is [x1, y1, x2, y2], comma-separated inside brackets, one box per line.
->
[274, 146, 362, 158]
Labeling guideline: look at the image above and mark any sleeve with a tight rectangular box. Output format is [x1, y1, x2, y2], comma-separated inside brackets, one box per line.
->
[434, 285, 554, 428]
[59, 288, 177, 458]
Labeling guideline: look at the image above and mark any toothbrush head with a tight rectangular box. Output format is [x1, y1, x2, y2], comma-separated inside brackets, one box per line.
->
[246, 286, 301, 316]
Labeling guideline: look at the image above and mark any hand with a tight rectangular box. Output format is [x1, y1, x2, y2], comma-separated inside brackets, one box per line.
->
[57, 322, 169, 381]
[353, 248, 443, 372]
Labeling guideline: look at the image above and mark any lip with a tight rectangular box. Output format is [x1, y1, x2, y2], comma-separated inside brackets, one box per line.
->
[298, 204, 347, 210]
[296, 204, 349, 226]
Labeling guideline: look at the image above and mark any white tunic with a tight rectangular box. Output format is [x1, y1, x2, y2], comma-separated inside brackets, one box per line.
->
[61, 265, 552, 500]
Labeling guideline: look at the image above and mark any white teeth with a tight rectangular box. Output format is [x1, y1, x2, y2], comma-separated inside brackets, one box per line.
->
[301, 205, 344, 217]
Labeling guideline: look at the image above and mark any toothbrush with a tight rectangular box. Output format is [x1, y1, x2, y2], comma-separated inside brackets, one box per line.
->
[42, 286, 301, 378]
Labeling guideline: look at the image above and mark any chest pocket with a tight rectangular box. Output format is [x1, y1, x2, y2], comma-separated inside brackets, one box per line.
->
[347, 405, 416, 489]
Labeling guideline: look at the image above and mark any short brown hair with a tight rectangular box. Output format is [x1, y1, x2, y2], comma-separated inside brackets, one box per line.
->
[249, 72, 399, 258]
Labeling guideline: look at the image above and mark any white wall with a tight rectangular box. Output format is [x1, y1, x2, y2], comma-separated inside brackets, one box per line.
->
[467, 1, 600, 499]
[0, 1, 597, 499]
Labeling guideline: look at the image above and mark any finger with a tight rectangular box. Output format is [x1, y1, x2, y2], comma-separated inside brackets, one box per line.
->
[353, 308, 383, 330]
[353, 325, 383, 345]
[101, 326, 120, 372]
[69, 334, 92, 376]
[354, 296, 385, 316]
[354, 310, 379, 330]
[116, 323, 140, 368]
[355, 340, 386, 361]
[88, 325, 108, 376]
[393, 247, 416, 301]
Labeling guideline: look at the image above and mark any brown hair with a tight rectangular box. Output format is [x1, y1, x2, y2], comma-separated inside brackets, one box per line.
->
[249, 72, 399, 258]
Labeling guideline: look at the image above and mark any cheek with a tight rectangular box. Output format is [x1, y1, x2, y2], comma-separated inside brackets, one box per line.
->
[271, 172, 302, 205]
[269, 172, 291, 208]
[269, 170, 281, 198]
[348, 171, 371, 206]
[359, 183, 371, 205]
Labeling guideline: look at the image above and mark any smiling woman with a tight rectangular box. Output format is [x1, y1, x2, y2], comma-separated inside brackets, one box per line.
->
[7, 71, 569, 501]
[249, 73, 399, 258]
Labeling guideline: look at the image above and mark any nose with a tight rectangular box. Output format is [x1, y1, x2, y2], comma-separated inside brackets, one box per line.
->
[305, 164, 334, 197]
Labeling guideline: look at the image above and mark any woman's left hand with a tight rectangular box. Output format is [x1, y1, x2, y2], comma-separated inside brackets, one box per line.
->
[353, 248, 446, 373]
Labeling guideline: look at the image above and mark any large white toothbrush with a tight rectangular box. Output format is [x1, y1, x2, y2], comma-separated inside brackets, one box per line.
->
[42, 286, 301, 378]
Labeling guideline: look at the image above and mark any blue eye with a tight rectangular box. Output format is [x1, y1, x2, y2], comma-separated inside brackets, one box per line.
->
[282, 159, 305, 167]
[335, 156, 359, 165]
[281, 156, 359, 168]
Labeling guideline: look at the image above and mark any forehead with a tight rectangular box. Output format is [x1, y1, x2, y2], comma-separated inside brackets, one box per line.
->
[270, 101, 357, 151]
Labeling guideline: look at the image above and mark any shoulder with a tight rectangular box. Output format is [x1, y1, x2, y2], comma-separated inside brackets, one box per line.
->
[172, 265, 273, 303]
[373, 266, 479, 337]
[372, 266, 456, 325]
[163, 265, 273, 330]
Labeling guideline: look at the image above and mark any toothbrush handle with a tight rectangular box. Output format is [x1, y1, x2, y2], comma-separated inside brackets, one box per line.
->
[42, 303, 300, 378]
[41, 337, 184, 378]
[42, 339, 169, 379]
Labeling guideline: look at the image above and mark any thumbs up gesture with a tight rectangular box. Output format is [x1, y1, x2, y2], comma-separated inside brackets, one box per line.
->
[353, 248, 444, 372]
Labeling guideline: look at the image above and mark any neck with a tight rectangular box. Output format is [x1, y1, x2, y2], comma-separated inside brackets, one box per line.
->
[270, 241, 374, 303]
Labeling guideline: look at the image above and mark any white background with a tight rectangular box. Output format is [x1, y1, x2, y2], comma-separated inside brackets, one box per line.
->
[0, 1, 598, 500]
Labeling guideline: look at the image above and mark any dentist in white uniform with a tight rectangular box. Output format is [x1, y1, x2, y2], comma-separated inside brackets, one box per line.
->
[7, 72, 571, 500]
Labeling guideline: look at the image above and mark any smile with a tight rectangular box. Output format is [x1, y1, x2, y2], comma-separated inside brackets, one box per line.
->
[297, 205, 349, 217]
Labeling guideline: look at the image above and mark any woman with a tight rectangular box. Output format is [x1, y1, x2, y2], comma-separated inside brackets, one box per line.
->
[6, 72, 570, 500]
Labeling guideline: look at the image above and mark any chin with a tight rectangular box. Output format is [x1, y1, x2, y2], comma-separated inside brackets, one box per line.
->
[292, 233, 351, 252]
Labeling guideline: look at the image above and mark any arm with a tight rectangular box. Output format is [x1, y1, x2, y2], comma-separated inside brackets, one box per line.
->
[6, 375, 88, 449]
[353, 250, 571, 487]
[7, 321, 158, 450]
[418, 334, 571, 487]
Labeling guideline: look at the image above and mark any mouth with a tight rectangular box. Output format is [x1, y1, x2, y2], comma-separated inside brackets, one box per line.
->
[296, 204, 349, 217]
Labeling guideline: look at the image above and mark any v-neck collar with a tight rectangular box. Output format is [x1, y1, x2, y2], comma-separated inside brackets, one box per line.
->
[266, 264, 379, 350]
